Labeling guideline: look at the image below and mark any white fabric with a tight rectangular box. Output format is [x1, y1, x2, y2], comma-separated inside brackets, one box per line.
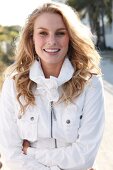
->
[29, 58, 74, 102]
[0, 58, 105, 170]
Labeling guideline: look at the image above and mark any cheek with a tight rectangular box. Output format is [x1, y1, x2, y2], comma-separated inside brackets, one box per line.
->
[61, 37, 69, 49]
[33, 35, 45, 48]
[34, 38, 42, 45]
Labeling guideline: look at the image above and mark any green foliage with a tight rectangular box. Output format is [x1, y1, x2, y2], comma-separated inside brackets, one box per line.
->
[67, 0, 112, 23]
[0, 25, 21, 42]
[67, 0, 113, 49]
[67, 0, 87, 11]
[0, 25, 21, 63]
[0, 25, 21, 88]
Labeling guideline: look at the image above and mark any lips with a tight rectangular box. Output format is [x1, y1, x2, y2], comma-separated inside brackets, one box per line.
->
[43, 49, 60, 53]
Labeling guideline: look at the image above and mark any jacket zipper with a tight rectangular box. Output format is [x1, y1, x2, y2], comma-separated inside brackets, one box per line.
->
[50, 101, 57, 148]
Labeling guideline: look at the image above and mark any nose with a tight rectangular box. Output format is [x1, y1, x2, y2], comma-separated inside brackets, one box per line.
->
[47, 34, 57, 46]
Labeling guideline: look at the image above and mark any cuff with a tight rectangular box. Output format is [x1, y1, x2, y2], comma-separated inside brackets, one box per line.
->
[27, 147, 36, 156]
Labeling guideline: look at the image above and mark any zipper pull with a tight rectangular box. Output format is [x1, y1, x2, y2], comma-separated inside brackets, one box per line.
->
[51, 101, 57, 121]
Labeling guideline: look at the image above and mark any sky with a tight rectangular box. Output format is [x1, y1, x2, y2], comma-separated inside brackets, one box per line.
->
[0, 0, 52, 26]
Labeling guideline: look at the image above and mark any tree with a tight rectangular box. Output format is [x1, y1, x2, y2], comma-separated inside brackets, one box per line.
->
[67, 0, 113, 50]
[0, 25, 21, 65]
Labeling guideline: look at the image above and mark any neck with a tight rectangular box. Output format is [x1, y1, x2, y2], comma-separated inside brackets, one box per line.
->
[41, 61, 64, 78]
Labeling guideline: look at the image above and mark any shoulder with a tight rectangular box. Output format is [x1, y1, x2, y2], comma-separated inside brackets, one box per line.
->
[0, 76, 17, 114]
[1, 75, 16, 98]
[86, 74, 104, 89]
[83, 74, 104, 97]
[2, 76, 15, 89]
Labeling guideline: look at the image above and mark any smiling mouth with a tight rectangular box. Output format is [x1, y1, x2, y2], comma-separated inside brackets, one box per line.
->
[43, 49, 60, 53]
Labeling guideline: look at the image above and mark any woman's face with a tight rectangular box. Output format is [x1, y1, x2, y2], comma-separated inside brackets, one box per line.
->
[33, 12, 69, 66]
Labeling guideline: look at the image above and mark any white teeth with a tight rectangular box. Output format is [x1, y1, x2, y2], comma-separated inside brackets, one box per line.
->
[44, 49, 60, 52]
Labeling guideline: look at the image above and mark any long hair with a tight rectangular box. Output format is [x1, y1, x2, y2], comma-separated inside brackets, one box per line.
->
[6, 2, 101, 115]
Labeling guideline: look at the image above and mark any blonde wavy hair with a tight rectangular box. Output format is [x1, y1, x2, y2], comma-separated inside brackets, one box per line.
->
[7, 2, 101, 114]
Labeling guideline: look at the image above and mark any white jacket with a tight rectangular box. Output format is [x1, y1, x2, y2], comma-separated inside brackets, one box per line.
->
[0, 58, 105, 170]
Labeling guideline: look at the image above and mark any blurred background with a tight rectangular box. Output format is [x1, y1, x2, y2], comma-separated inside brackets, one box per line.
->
[0, 0, 113, 87]
[0, 0, 113, 88]
[0, 0, 113, 170]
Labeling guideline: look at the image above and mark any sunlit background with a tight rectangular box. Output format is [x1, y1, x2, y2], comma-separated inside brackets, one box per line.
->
[0, 0, 53, 26]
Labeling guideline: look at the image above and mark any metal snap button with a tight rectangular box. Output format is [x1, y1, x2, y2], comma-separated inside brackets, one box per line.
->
[80, 115, 83, 119]
[66, 119, 70, 124]
[30, 117, 34, 121]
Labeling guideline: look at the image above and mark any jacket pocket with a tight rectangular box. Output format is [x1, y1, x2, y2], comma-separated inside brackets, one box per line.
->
[62, 104, 80, 143]
[17, 111, 39, 142]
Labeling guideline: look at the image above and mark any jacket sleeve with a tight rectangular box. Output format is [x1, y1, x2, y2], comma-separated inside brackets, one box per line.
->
[0, 77, 51, 170]
[31, 76, 105, 170]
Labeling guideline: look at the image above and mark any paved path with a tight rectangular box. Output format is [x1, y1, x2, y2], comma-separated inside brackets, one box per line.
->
[94, 51, 113, 170]
[94, 80, 113, 170]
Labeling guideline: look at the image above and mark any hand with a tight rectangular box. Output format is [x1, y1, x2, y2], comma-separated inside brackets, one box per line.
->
[22, 139, 30, 155]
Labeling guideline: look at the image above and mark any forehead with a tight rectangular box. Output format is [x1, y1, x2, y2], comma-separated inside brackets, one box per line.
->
[34, 12, 66, 29]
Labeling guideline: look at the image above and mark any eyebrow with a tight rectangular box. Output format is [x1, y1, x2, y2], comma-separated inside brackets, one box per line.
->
[37, 27, 67, 31]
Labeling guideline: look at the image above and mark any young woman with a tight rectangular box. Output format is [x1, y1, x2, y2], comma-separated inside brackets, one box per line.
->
[0, 2, 105, 170]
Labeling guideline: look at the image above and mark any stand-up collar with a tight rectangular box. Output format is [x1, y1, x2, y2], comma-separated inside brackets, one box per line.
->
[29, 58, 74, 102]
